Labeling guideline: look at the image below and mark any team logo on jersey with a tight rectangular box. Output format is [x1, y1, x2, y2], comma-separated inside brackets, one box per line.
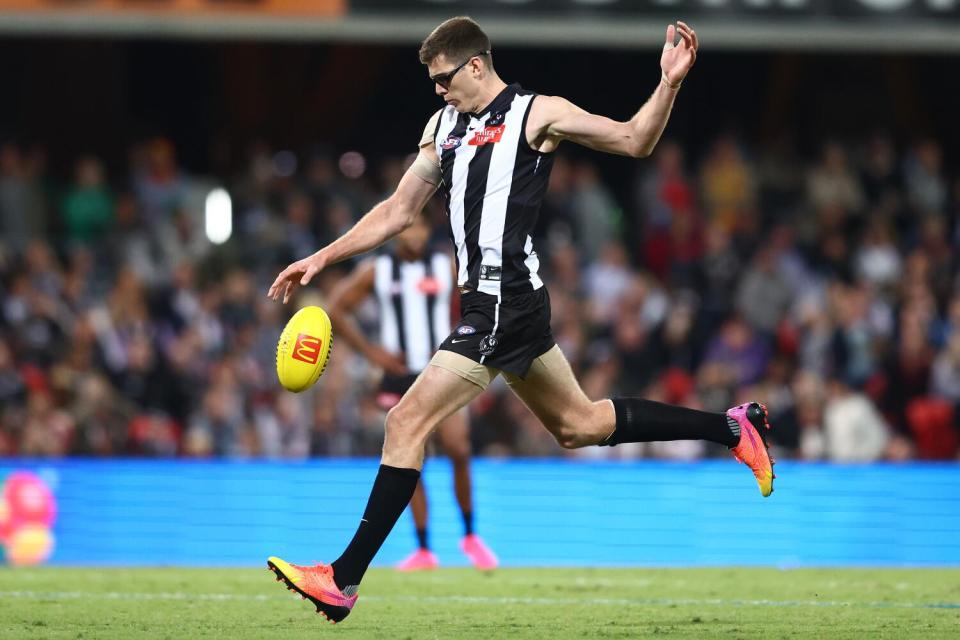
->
[418, 277, 441, 295]
[469, 125, 505, 146]
[487, 111, 505, 126]
[440, 135, 462, 150]
[457, 325, 476, 336]
[291, 333, 323, 365]
[478, 334, 499, 356]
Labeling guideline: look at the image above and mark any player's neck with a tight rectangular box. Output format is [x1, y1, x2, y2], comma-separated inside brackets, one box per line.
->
[468, 76, 508, 115]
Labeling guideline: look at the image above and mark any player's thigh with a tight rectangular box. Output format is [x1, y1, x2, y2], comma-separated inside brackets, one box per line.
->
[434, 409, 470, 460]
[388, 361, 485, 440]
[504, 345, 606, 439]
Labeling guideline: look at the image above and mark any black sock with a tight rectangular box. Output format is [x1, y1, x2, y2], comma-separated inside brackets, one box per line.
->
[601, 398, 739, 448]
[462, 510, 474, 536]
[416, 527, 429, 550]
[331, 464, 420, 590]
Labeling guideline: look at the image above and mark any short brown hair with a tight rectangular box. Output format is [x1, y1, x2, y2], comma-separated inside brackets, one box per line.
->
[419, 16, 491, 66]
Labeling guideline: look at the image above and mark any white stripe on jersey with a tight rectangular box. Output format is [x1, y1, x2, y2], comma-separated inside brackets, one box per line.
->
[477, 93, 533, 296]
[374, 257, 401, 355]
[431, 253, 453, 346]
[436, 112, 472, 288]
[523, 234, 543, 290]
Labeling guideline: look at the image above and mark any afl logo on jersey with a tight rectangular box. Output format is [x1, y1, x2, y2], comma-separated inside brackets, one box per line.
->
[440, 135, 462, 150]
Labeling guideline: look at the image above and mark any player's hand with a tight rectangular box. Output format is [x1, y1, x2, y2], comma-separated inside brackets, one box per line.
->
[660, 21, 698, 88]
[368, 346, 410, 376]
[267, 253, 327, 304]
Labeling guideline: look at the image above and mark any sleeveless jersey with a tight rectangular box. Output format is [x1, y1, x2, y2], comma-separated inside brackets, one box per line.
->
[433, 83, 554, 297]
[373, 252, 453, 372]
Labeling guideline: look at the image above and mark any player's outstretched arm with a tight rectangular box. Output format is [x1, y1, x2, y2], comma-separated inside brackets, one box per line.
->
[532, 21, 698, 158]
[327, 259, 409, 375]
[267, 145, 440, 304]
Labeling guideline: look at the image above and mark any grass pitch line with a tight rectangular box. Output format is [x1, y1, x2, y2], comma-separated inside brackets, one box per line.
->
[1, 590, 957, 610]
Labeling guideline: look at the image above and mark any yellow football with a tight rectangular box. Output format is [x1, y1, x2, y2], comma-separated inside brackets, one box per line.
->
[275, 306, 333, 393]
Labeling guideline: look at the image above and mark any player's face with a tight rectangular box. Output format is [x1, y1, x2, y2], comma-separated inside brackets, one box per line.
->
[397, 218, 431, 257]
[428, 52, 486, 112]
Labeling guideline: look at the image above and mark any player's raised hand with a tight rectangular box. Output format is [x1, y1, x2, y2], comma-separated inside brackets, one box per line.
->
[660, 21, 698, 88]
[267, 253, 326, 304]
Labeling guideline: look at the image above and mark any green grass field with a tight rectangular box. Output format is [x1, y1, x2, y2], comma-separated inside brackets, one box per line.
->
[1, 567, 958, 639]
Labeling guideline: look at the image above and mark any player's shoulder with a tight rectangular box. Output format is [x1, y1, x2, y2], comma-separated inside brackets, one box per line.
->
[419, 107, 450, 148]
[528, 94, 573, 119]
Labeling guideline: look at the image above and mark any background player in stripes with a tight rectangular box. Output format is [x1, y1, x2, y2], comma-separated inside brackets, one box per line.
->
[266, 16, 775, 623]
[326, 214, 498, 572]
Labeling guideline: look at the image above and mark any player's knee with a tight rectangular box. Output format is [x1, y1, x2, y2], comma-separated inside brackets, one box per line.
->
[548, 420, 586, 449]
[384, 406, 427, 450]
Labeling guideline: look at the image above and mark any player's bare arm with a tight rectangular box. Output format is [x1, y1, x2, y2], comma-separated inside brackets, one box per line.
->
[526, 21, 698, 157]
[267, 141, 440, 304]
[327, 260, 410, 376]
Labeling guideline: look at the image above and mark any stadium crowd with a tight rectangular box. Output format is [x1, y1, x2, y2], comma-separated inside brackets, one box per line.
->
[1, 133, 959, 462]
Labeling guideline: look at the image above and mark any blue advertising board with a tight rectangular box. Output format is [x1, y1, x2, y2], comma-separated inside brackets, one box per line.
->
[1, 460, 957, 567]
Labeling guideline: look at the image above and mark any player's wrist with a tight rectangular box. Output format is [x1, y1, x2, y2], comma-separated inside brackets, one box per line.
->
[660, 71, 682, 90]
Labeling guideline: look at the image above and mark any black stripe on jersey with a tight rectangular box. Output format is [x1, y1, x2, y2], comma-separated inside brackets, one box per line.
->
[422, 256, 437, 350]
[390, 256, 407, 355]
[502, 93, 553, 293]
[463, 139, 495, 290]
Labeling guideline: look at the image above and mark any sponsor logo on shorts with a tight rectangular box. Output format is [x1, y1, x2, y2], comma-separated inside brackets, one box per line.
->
[291, 333, 323, 364]
[478, 334, 499, 356]
[451, 338, 470, 344]
[457, 325, 476, 335]
[440, 135, 462, 150]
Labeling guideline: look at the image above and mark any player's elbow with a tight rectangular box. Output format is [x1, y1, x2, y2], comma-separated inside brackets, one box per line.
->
[387, 194, 418, 231]
[630, 137, 654, 158]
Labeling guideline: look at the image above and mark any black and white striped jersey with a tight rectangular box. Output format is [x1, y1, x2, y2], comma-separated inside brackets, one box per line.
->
[373, 252, 453, 372]
[433, 83, 554, 297]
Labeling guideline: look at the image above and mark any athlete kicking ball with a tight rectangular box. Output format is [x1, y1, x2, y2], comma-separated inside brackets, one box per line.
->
[266, 16, 774, 623]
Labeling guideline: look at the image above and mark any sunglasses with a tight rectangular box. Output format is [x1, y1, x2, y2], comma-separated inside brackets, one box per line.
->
[430, 50, 491, 89]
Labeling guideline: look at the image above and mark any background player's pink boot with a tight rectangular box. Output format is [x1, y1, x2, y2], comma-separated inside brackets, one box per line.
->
[395, 548, 439, 571]
[460, 534, 498, 570]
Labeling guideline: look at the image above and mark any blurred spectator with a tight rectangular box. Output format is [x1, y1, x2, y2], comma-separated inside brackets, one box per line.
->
[570, 161, 620, 263]
[0, 144, 49, 252]
[807, 141, 865, 215]
[823, 377, 890, 462]
[904, 139, 947, 215]
[255, 394, 311, 459]
[699, 135, 757, 233]
[61, 156, 114, 246]
[735, 245, 793, 334]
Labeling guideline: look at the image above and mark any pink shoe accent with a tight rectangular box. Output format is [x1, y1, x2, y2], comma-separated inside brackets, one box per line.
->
[726, 402, 775, 497]
[395, 548, 439, 572]
[461, 534, 498, 570]
[266, 557, 357, 623]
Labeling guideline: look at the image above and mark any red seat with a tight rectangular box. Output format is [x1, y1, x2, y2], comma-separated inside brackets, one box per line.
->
[906, 398, 958, 460]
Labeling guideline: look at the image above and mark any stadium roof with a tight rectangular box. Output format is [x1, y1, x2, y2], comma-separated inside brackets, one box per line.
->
[0, 11, 959, 53]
